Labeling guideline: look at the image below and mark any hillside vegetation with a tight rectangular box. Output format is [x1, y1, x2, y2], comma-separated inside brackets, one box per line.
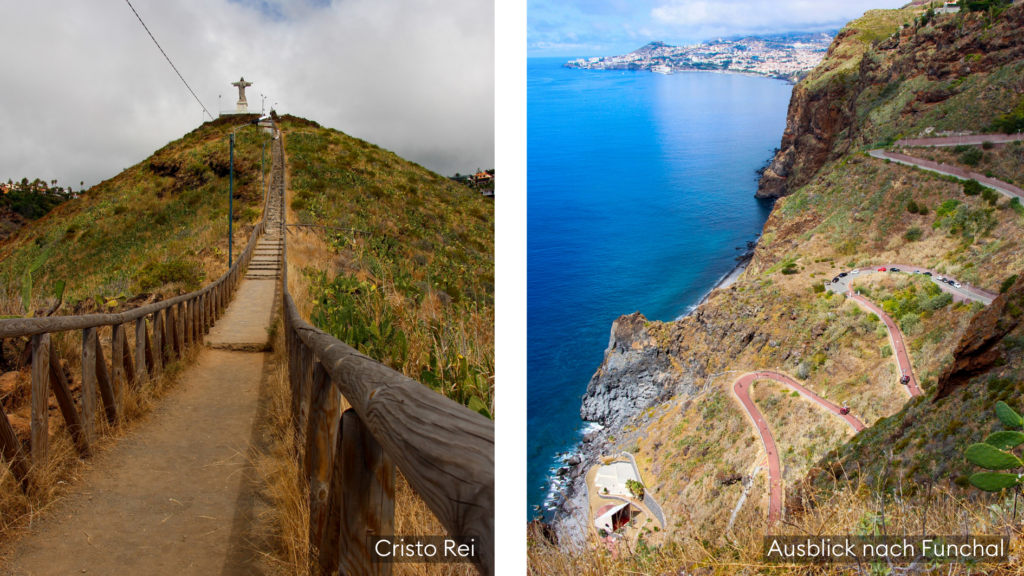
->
[0, 114, 271, 319]
[532, 3, 1024, 573]
[280, 116, 494, 417]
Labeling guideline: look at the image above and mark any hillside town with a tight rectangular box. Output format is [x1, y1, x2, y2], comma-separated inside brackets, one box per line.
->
[565, 34, 833, 82]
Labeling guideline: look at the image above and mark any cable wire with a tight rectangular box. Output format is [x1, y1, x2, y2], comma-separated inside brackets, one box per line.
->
[123, 0, 214, 121]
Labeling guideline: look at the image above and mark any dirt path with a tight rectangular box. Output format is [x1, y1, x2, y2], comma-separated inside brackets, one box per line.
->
[1, 346, 275, 575]
[0, 138, 285, 576]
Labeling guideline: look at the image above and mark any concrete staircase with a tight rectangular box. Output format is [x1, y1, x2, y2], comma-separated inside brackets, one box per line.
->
[245, 146, 285, 281]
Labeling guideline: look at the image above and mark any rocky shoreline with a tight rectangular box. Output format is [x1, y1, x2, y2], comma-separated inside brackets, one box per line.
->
[539, 238, 761, 544]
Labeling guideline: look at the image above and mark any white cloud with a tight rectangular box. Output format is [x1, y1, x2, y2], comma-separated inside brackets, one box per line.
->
[651, 0, 904, 34]
[0, 0, 493, 189]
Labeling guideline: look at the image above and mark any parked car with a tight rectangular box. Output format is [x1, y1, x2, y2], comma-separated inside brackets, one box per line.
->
[852, 269, 860, 274]
[889, 267, 900, 272]
[832, 277, 840, 283]
[839, 407, 850, 415]
[838, 272, 848, 278]
[954, 282, 962, 288]
[937, 276, 945, 281]
[923, 272, 932, 276]
[878, 267, 886, 272]
[900, 375, 910, 385]
[912, 270, 919, 274]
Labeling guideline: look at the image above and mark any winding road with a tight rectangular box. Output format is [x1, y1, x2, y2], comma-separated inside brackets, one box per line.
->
[868, 148, 1024, 200]
[731, 266, 995, 524]
[732, 370, 866, 524]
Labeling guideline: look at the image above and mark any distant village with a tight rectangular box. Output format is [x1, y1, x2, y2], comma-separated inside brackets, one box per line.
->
[565, 33, 834, 82]
[449, 169, 495, 197]
[0, 178, 79, 223]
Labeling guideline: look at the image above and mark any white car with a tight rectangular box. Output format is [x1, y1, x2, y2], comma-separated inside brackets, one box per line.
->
[852, 269, 860, 274]
[936, 276, 945, 281]
[954, 282, 962, 288]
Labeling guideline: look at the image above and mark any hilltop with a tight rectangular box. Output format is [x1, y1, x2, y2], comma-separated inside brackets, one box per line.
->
[534, 1, 1024, 571]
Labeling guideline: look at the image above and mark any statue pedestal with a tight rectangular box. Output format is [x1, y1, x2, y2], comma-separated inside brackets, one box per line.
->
[236, 101, 249, 113]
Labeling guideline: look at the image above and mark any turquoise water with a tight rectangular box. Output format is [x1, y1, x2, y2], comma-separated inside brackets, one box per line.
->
[527, 57, 793, 517]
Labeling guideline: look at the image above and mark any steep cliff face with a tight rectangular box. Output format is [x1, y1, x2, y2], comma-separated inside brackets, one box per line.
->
[934, 276, 1024, 400]
[757, 3, 1024, 198]
[580, 312, 682, 427]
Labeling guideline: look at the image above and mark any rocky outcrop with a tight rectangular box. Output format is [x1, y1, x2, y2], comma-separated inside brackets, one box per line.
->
[757, 4, 1024, 199]
[580, 312, 686, 427]
[934, 276, 1024, 400]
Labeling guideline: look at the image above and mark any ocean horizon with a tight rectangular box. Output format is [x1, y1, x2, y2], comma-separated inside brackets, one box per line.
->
[526, 56, 793, 517]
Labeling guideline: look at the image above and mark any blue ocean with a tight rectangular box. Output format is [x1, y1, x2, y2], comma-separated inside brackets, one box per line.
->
[527, 57, 793, 517]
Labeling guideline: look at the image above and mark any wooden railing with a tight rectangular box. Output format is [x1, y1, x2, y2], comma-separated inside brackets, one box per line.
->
[278, 163, 495, 574]
[0, 175, 270, 493]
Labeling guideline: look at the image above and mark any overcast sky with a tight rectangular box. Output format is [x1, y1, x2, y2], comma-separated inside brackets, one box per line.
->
[528, 0, 908, 57]
[0, 0, 493, 189]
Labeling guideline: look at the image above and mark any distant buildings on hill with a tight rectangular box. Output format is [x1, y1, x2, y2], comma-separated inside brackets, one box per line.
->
[449, 170, 495, 196]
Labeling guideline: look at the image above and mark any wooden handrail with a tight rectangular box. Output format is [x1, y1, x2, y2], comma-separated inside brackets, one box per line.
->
[0, 120, 277, 493]
[278, 135, 494, 575]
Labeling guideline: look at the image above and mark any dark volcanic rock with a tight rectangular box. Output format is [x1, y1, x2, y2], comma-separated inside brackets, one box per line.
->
[580, 312, 685, 427]
[934, 276, 1024, 400]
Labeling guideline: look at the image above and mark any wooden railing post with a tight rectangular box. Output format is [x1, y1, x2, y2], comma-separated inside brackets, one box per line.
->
[334, 408, 395, 576]
[144, 317, 155, 376]
[48, 348, 89, 457]
[0, 407, 28, 490]
[305, 362, 342, 561]
[30, 333, 51, 475]
[121, 325, 136, 390]
[153, 310, 164, 373]
[135, 318, 148, 388]
[176, 302, 185, 356]
[289, 331, 300, 438]
[112, 325, 125, 414]
[81, 327, 98, 442]
[295, 343, 313, 456]
[183, 301, 192, 349]
[94, 329, 118, 425]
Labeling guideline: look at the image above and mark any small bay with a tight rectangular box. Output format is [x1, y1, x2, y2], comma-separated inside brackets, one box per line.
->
[527, 57, 793, 516]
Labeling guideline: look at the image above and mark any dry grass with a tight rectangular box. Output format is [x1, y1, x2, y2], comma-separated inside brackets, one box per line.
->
[250, 139, 475, 575]
[530, 475, 1024, 575]
[0, 339, 200, 552]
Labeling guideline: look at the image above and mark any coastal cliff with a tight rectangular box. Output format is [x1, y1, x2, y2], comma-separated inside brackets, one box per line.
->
[757, 4, 1024, 198]
[580, 312, 689, 427]
[543, 1, 1024, 554]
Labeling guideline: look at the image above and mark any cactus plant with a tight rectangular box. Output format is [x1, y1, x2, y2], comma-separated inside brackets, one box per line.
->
[965, 401, 1024, 492]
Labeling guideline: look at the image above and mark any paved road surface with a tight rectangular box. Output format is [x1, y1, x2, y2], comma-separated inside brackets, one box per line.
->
[868, 149, 1024, 200]
[731, 370, 865, 524]
[894, 133, 1024, 147]
[827, 266, 994, 306]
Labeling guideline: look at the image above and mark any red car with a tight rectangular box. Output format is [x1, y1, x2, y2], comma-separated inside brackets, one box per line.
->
[900, 375, 910, 385]
[839, 407, 850, 415]
[878, 267, 886, 272]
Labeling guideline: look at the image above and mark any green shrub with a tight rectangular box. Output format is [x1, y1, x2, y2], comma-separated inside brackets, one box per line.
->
[953, 145, 972, 153]
[906, 200, 919, 214]
[960, 148, 983, 167]
[880, 344, 892, 357]
[981, 187, 999, 206]
[918, 205, 929, 216]
[937, 199, 961, 216]
[982, 141, 994, 150]
[625, 478, 645, 500]
[962, 180, 984, 196]
[135, 259, 205, 291]
[1000, 275, 1019, 294]
[1009, 197, 1024, 216]
[904, 227, 923, 241]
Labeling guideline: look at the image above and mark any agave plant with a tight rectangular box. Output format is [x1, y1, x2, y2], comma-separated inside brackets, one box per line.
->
[965, 401, 1024, 491]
